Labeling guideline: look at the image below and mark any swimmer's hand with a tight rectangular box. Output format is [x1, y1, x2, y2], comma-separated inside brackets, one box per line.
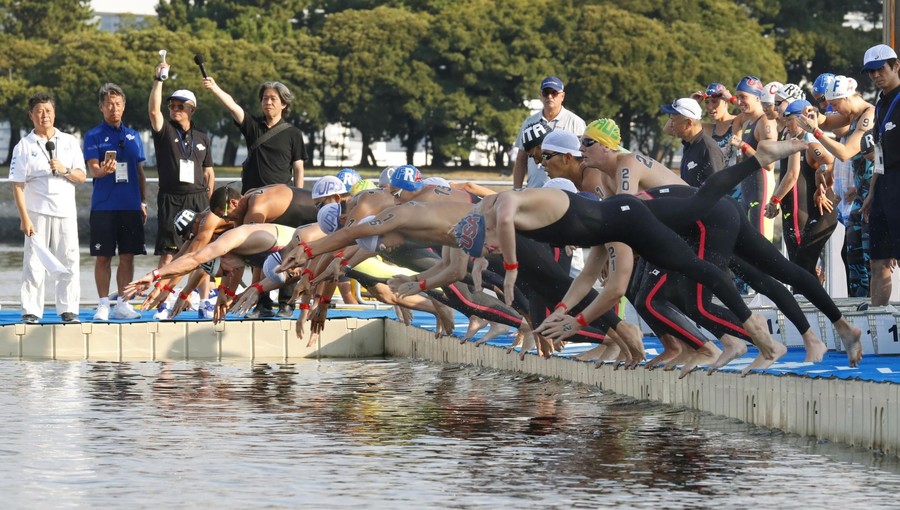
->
[764, 201, 780, 219]
[471, 257, 489, 292]
[502, 267, 517, 306]
[534, 314, 581, 341]
[230, 285, 260, 316]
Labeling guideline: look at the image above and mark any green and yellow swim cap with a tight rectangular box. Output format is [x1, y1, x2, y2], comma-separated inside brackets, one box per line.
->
[584, 118, 625, 152]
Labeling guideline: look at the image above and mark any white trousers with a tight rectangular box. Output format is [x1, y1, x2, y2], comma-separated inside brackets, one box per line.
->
[22, 212, 80, 317]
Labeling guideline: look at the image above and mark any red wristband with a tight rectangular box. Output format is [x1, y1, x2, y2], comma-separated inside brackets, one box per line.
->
[419, 279, 427, 291]
[151, 269, 161, 281]
[575, 313, 588, 327]
[771, 196, 782, 205]
[813, 128, 824, 139]
[298, 303, 310, 310]
[299, 241, 314, 259]
[217, 284, 236, 298]
[320, 296, 332, 304]
[334, 251, 344, 259]
[740, 142, 751, 154]
[178, 291, 190, 301]
[503, 260, 519, 271]
[301, 268, 314, 280]
[163, 284, 175, 293]
[251, 282, 265, 294]
[154, 281, 162, 290]
[554, 302, 568, 312]
[728, 96, 737, 104]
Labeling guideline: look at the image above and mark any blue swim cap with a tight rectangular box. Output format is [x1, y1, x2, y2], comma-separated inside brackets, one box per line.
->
[336, 168, 361, 192]
[389, 164, 424, 192]
[783, 99, 813, 117]
[705, 83, 727, 98]
[812, 73, 835, 96]
[735, 76, 763, 97]
[454, 213, 486, 257]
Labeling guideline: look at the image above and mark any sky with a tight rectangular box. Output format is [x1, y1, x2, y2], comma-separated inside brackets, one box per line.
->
[91, 0, 158, 16]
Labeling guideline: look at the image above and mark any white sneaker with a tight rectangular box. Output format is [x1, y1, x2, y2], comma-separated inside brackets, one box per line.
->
[93, 304, 110, 321]
[153, 303, 170, 320]
[197, 301, 215, 320]
[111, 301, 142, 320]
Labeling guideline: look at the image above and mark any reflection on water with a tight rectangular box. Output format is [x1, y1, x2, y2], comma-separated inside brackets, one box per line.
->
[1, 359, 898, 508]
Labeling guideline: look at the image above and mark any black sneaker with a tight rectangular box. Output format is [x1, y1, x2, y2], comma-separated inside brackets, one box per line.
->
[276, 305, 295, 319]
[22, 314, 39, 324]
[60, 312, 80, 324]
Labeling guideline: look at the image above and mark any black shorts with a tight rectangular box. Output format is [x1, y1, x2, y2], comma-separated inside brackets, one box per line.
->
[90, 210, 147, 257]
[868, 172, 900, 260]
[156, 191, 210, 255]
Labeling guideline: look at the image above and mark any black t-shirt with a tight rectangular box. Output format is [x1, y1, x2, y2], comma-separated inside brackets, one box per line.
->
[875, 85, 900, 171]
[152, 121, 213, 195]
[680, 132, 725, 187]
[238, 114, 306, 193]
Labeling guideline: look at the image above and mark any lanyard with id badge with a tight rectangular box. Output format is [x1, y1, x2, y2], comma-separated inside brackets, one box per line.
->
[106, 149, 130, 182]
[874, 90, 900, 175]
[176, 128, 196, 183]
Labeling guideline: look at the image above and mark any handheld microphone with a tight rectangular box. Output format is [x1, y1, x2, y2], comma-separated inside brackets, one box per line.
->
[193, 54, 209, 79]
[46, 141, 57, 175]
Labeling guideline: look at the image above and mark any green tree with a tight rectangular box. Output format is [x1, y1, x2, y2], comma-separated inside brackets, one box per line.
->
[0, 0, 93, 41]
[0, 34, 51, 164]
[319, 6, 437, 166]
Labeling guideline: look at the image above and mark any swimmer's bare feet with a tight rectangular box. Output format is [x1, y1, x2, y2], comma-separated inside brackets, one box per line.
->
[741, 342, 788, 376]
[743, 313, 777, 359]
[474, 322, 510, 346]
[505, 327, 525, 353]
[464, 316, 488, 342]
[664, 347, 693, 372]
[616, 322, 645, 368]
[755, 139, 809, 167]
[802, 328, 828, 363]
[575, 343, 607, 361]
[595, 342, 621, 368]
[646, 334, 682, 370]
[710, 334, 748, 372]
[536, 334, 553, 359]
[834, 318, 863, 367]
[434, 303, 456, 339]
[679, 341, 722, 379]
[519, 330, 537, 361]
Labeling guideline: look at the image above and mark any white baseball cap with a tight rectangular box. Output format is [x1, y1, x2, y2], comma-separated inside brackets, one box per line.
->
[167, 89, 197, 108]
[659, 98, 702, 120]
[862, 44, 898, 72]
[826, 75, 858, 101]
[541, 130, 582, 157]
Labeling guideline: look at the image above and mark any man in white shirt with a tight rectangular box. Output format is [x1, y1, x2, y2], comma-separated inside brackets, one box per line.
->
[9, 92, 87, 324]
[512, 76, 586, 189]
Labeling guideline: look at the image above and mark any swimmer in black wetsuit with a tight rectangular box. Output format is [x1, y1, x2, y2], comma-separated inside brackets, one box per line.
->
[465, 140, 812, 372]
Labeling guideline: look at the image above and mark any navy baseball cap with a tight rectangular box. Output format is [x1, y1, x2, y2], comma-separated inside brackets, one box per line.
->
[541, 76, 564, 92]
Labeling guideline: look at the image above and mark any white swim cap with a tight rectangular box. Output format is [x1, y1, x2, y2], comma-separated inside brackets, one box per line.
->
[316, 202, 342, 234]
[826, 75, 858, 101]
[543, 177, 578, 193]
[761, 81, 783, 104]
[262, 252, 286, 286]
[355, 215, 381, 252]
[312, 176, 345, 199]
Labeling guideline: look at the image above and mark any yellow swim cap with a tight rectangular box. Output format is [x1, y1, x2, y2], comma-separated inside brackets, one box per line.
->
[584, 118, 623, 151]
[350, 179, 377, 196]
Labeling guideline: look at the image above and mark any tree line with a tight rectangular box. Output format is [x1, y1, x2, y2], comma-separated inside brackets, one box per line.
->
[0, 0, 882, 168]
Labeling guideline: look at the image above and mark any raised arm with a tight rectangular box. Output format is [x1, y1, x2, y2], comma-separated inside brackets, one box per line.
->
[149, 63, 167, 132]
[201, 76, 245, 124]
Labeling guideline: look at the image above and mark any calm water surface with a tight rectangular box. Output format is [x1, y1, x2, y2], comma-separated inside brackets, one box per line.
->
[1, 358, 898, 509]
